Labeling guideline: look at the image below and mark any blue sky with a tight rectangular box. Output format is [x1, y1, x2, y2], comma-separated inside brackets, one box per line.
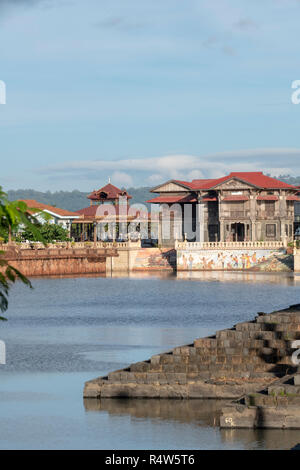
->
[1, 0, 300, 191]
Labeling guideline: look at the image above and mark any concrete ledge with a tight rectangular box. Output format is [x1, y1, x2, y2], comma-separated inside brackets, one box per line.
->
[83, 379, 275, 399]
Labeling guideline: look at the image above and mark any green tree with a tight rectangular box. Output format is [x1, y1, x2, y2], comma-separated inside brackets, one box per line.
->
[20, 222, 70, 243]
[0, 187, 44, 320]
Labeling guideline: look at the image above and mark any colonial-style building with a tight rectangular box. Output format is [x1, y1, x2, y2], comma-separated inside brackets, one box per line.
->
[295, 186, 300, 235]
[147, 172, 300, 243]
[72, 182, 151, 242]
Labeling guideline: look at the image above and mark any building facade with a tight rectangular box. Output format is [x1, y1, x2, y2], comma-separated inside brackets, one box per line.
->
[148, 172, 300, 244]
[72, 183, 149, 242]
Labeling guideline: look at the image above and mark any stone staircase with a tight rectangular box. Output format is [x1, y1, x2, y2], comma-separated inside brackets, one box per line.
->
[84, 304, 300, 399]
[220, 372, 300, 429]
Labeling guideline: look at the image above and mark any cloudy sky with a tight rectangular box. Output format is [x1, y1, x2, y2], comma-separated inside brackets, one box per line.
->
[1, 0, 300, 190]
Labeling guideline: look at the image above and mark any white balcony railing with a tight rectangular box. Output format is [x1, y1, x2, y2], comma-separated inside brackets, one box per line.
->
[175, 240, 285, 250]
[0, 239, 142, 251]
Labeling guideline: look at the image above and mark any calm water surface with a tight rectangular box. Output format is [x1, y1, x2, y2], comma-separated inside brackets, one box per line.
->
[1, 271, 300, 449]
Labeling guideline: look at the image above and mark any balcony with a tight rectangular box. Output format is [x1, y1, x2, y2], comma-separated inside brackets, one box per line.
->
[221, 210, 250, 219]
[256, 211, 294, 220]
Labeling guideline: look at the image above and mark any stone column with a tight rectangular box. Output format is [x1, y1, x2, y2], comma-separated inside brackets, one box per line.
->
[197, 197, 205, 243]
[251, 220, 256, 241]
[249, 194, 257, 242]
[219, 219, 224, 242]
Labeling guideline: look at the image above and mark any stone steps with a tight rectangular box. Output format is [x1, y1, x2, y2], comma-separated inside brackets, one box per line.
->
[84, 304, 300, 399]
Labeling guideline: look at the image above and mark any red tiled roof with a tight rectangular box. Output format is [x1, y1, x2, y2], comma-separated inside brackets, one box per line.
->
[202, 196, 217, 202]
[19, 200, 79, 217]
[257, 195, 279, 201]
[146, 195, 197, 204]
[222, 195, 249, 202]
[75, 205, 141, 219]
[208, 172, 297, 190]
[172, 180, 195, 187]
[87, 183, 132, 201]
[76, 206, 99, 217]
[286, 195, 300, 201]
[225, 172, 297, 189]
[154, 173, 298, 192]
[188, 179, 217, 189]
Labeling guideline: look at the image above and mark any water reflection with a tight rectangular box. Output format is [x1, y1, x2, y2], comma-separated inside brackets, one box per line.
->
[176, 271, 298, 285]
[29, 270, 300, 285]
[219, 428, 300, 450]
[84, 398, 300, 450]
[84, 398, 224, 427]
[107, 270, 300, 285]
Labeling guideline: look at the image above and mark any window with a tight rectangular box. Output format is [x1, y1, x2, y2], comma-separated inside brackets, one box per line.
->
[208, 224, 218, 242]
[266, 224, 276, 238]
[265, 201, 275, 215]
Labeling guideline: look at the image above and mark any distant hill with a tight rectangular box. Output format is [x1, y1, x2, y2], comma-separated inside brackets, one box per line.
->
[6, 187, 154, 212]
[6, 175, 299, 212]
[276, 175, 300, 186]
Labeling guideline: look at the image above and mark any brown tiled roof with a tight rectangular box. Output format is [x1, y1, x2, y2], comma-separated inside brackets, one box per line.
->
[75, 205, 143, 220]
[19, 200, 79, 218]
[87, 183, 132, 201]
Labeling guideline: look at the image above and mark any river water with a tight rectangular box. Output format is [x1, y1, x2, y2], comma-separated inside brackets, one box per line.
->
[0, 271, 300, 449]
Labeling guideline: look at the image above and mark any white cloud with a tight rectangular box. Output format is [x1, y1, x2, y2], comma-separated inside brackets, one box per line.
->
[187, 169, 204, 180]
[38, 147, 300, 187]
[148, 173, 166, 183]
[111, 171, 133, 187]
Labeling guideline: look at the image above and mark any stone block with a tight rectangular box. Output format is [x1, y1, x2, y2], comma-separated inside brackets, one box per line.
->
[294, 374, 300, 386]
[130, 362, 149, 372]
[150, 355, 161, 365]
[159, 385, 188, 398]
[83, 383, 102, 398]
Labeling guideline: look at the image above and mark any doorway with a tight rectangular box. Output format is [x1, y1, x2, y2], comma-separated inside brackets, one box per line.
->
[231, 223, 245, 242]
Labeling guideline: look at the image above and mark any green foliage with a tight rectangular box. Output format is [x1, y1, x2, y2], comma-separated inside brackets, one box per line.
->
[0, 257, 32, 320]
[0, 186, 45, 320]
[20, 223, 70, 243]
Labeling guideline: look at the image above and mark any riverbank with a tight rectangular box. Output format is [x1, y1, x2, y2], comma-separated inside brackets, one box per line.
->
[1, 241, 295, 276]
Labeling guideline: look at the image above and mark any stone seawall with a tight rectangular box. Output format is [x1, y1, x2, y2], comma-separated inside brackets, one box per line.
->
[84, 305, 300, 399]
[2, 247, 117, 276]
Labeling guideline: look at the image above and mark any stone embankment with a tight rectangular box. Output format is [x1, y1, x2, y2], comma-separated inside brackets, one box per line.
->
[220, 372, 300, 429]
[1, 245, 117, 276]
[84, 305, 300, 400]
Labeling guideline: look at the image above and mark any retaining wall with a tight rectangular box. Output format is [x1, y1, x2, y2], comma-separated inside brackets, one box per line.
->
[1, 247, 115, 276]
